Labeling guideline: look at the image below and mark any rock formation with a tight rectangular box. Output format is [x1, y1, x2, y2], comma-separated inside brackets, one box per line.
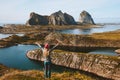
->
[49, 10, 76, 25]
[64, 13, 77, 25]
[0, 26, 3, 29]
[115, 49, 120, 56]
[79, 10, 95, 24]
[26, 12, 49, 26]
[27, 49, 120, 80]
[26, 11, 76, 26]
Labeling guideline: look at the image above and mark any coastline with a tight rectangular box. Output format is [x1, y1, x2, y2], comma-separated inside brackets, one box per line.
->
[0, 24, 120, 80]
[0, 24, 100, 34]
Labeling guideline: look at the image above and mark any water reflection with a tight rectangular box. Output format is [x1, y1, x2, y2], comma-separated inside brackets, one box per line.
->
[58, 25, 120, 34]
[80, 29, 92, 34]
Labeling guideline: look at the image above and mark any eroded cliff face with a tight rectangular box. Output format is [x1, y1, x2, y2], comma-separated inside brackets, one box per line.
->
[26, 11, 76, 26]
[79, 10, 95, 24]
[49, 10, 76, 25]
[26, 12, 49, 26]
[27, 49, 120, 80]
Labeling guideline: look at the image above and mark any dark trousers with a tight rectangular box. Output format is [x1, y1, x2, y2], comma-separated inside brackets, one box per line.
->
[44, 61, 51, 78]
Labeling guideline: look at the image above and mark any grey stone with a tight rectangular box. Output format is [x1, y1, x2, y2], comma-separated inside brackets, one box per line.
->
[49, 10, 76, 25]
[26, 11, 76, 26]
[79, 10, 95, 24]
[27, 49, 120, 80]
[26, 12, 49, 26]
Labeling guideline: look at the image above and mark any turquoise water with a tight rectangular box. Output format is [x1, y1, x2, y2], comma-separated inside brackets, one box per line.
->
[58, 25, 120, 34]
[0, 44, 117, 70]
[0, 44, 69, 71]
[0, 44, 43, 70]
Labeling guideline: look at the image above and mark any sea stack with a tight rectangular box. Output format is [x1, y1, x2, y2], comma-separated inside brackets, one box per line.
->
[26, 11, 76, 26]
[49, 10, 76, 25]
[79, 10, 95, 24]
[26, 12, 49, 26]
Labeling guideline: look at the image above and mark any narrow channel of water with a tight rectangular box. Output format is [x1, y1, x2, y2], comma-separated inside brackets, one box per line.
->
[58, 25, 120, 34]
[0, 44, 72, 72]
[0, 24, 119, 70]
[0, 44, 117, 70]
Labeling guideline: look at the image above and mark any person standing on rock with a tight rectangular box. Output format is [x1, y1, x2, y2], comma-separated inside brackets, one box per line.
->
[35, 41, 60, 78]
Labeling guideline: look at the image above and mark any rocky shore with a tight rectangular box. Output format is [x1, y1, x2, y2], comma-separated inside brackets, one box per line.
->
[1, 32, 120, 48]
[0, 24, 99, 34]
[0, 30, 120, 80]
[0, 10, 120, 80]
[26, 49, 120, 80]
[0, 10, 97, 34]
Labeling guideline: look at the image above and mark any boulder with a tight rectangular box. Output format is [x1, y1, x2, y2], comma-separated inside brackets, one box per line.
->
[26, 12, 49, 26]
[79, 10, 95, 24]
[49, 10, 76, 25]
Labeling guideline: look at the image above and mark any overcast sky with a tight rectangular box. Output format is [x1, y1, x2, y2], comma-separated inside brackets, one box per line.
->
[0, 0, 120, 23]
